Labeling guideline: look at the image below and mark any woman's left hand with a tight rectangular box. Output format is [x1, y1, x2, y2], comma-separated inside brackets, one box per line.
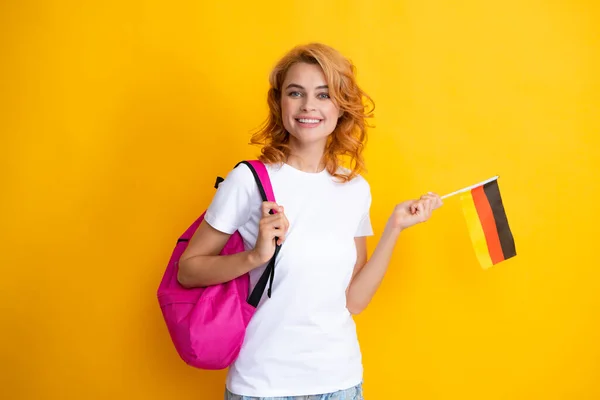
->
[387, 192, 443, 232]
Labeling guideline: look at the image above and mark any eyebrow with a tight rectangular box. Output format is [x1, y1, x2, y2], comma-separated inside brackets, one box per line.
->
[285, 83, 329, 90]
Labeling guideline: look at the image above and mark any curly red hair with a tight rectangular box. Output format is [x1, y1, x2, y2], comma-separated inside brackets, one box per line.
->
[250, 43, 375, 182]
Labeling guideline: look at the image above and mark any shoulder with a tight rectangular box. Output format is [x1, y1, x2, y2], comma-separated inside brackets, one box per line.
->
[333, 168, 372, 212]
[353, 175, 372, 206]
[226, 162, 256, 180]
[338, 167, 371, 192]
[210, 162, 263, 202]
[220, 162, 257, 188]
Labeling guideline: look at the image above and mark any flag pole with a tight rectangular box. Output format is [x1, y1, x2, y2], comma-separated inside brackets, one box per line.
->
[440, 176, 499, 200]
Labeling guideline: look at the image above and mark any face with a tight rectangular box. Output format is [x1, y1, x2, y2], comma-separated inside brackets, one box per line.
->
[280, 62, 341, 148]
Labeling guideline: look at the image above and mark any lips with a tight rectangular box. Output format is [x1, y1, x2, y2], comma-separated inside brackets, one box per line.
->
[296, 118, 321, 123]
[294, 117, 323, 128]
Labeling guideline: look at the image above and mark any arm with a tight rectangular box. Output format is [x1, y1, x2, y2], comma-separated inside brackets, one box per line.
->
[345, 225, 401, 315]
[178, 202, 290, 288]
[345, 192, 443, 314]
[177, 220, 264, 288]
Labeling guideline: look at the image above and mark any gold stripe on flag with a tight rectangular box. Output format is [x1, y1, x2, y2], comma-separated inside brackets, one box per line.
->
[460, 190, 493, 269]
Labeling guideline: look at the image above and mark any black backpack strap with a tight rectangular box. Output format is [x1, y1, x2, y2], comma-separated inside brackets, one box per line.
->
[234, 161, 281, 308]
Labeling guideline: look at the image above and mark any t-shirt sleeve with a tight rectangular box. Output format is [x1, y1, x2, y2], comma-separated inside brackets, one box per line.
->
[355, 182, 374, 237]
[204, 164, 259, 235]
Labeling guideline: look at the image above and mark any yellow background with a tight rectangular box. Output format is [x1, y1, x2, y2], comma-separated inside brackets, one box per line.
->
[2, 1, 599, 399]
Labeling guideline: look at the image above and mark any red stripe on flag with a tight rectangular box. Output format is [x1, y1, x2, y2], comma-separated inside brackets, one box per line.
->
[471, 186, 504, 264]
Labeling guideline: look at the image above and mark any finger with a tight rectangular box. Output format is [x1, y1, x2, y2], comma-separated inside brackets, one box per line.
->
[262, 226, 281, 245]
[282, 213, 290, 235]
[262, 221, 283, 235]
[279, 214, 290, 242]
[413, 200, 424, 215]
[426, 204, 433, 220]
[261, 201, 274, 216]
[262, 214, 286, 228]
[409, 201, 419, 215]
[277, 231, 286, 246]
[420, 195, 434, 208]
[419, 200, 428, 217]
[259, 219, 280, 238]
[275, 214, 287, 233]
[269, 225, 286, 245]
[270, 215, 289, 244]
[425, 198, 433, 214]
[427, 192, 443, 208]
[262, 201, 282, 217]
[421, 199, 432, 217]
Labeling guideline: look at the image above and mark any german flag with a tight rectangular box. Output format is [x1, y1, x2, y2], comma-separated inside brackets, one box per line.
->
[460, 179, 516, 268]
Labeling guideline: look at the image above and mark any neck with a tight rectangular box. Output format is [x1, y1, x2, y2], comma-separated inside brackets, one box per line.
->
[286, 137, 327, 173]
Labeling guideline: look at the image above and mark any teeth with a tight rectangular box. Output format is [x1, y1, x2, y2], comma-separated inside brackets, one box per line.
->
[298, 119, 320, 123]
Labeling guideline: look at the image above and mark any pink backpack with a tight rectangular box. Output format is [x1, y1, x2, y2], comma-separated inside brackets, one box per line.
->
[157, 160, 279, 369]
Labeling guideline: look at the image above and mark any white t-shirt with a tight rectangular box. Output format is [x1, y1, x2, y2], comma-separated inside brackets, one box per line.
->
[203, 162, 373, 397]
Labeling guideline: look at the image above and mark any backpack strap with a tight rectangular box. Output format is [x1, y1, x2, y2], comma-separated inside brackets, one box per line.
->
[235, 160, 281, 308]
[235, 160, 275, 203]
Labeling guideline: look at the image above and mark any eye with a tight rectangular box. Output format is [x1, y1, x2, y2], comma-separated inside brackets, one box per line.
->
[318, 93, 330, 99]
[288, 91, 302, 98]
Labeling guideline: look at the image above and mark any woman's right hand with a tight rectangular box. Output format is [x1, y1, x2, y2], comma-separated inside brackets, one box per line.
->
[250, 201, 289, 265]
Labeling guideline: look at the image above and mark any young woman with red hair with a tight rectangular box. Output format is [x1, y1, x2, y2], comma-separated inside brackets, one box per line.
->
[178, 43, 442, 399]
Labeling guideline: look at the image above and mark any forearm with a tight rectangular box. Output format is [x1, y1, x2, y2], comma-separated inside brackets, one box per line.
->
[346, 223, 402, 314]
[177, 250, 263, 288]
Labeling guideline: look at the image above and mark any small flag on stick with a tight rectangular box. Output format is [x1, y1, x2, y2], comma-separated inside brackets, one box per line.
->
[442, 176, 516, 269]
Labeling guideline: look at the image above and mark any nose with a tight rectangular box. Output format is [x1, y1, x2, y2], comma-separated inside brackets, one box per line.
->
[300, 96, 316, 112]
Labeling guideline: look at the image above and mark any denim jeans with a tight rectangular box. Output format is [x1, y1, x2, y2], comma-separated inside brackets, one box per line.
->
[224, 383, 364, 400]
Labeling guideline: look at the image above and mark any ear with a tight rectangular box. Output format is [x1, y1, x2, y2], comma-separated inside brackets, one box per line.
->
[338, 108, 344, 118]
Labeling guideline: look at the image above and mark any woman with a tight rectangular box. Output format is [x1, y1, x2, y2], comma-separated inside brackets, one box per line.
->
[178, 43, 442, 400]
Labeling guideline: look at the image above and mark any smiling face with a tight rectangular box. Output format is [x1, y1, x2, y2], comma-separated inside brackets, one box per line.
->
[281, 62, 341, 149]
